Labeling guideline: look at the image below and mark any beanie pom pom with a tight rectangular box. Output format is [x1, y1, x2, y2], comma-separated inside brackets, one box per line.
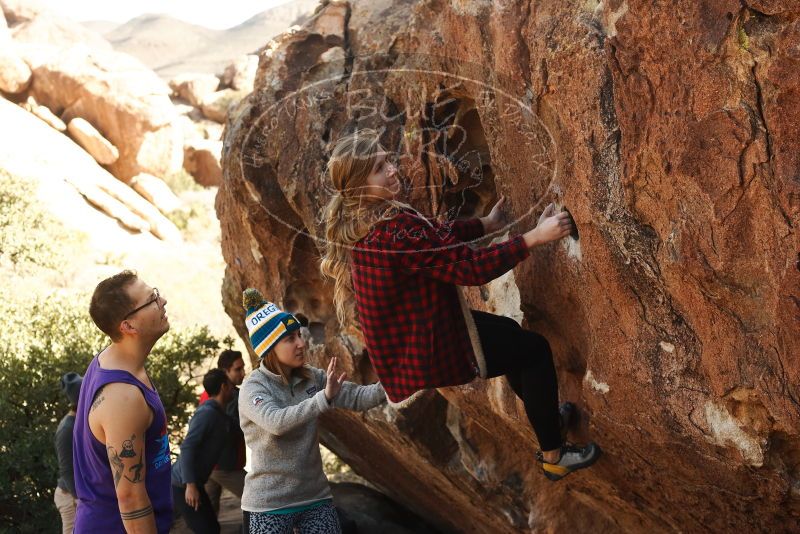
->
[243, 288, 265, 310]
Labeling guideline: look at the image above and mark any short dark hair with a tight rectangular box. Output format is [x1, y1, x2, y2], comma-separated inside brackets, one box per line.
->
[217, 350, 243, 370]
[203, 369, 229, 396]
[89, 270, 138, 342]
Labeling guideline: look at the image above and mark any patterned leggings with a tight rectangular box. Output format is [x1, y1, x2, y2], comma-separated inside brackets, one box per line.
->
[244, 502, 342, 534]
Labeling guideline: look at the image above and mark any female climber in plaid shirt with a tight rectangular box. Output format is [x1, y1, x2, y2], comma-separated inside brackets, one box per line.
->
[320, 129, 600, 481]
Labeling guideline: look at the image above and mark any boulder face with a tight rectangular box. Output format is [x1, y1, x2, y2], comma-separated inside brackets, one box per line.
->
[217, 1, 800, 532]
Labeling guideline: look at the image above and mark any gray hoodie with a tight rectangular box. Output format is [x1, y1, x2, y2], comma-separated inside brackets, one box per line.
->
[239, 363, 385, 512]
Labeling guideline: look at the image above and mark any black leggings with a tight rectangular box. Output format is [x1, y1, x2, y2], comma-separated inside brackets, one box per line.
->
[472, 310, 562, 451]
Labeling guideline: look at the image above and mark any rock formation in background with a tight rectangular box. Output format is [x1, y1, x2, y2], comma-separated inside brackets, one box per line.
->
[21, 94, 65, 130]
[0, 9, 31, 94]
[130, 173, 182, 215]
[0, 97, 180, 241]
[0, 0, 43, 26]
[0, 1, 191, 240]
[222, 54, 259, 92]
[217, 0, 800, 532]
[169, 73, 221, 108]
[183, 139, 223, 187]
[10, 11, 112, 50]
[67, 117, 120, 165]
[100, 0, 320, 80]
[18, 42, 183, 182]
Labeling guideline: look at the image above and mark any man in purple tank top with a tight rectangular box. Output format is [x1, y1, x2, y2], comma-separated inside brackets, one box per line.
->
[73, 270, 173, 533]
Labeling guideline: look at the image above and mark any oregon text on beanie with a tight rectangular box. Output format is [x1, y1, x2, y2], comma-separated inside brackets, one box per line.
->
[242, 288, 301, 359]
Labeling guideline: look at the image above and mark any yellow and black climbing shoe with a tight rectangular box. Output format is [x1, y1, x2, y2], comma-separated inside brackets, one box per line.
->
[537, 442, 601, 481]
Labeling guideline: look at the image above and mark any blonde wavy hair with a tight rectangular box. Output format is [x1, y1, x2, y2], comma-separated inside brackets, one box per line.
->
[320, 129, 411, 326]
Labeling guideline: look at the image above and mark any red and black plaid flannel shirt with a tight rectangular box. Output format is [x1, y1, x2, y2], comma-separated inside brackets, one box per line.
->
[350, 210, 530, 402]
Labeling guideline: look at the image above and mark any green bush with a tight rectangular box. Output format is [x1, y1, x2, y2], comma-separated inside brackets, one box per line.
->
[0, 169, 67, 269]
[0, 291, 226, 532]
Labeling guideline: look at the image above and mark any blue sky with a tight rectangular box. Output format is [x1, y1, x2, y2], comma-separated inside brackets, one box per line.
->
[38, 0, 296, 30]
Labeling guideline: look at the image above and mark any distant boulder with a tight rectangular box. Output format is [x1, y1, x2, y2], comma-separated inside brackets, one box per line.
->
[0, 47, 31, 94]
[130, 173, 181, 215]
[19, 42, 183, 182]
[183, 138, 222, 187]
[169, 72, 220, 108]
[199, 88, 246, 124]
[0, 10, 30, 94]
[221, 54, 258, 93]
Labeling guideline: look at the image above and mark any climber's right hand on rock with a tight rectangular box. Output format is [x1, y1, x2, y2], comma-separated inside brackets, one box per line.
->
[523, 203, 574, 248]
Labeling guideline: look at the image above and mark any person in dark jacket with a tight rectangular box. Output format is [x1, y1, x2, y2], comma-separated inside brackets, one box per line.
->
[172, 369, 234, 534]
[198, 350, 246, 515]
[54, 372, 82, 534]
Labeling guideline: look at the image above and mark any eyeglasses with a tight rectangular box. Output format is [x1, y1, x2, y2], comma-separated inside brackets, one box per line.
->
[124, 288, 161, 319]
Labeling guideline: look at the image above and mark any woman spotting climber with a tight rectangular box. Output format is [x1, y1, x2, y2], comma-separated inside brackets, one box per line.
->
[237, 289, 386, 533]
[320, 129, 601, 481]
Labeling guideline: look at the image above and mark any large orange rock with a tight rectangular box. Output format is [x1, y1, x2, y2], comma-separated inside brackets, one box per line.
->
[17, 41, 183, 183]
[217, 1, 800, 531]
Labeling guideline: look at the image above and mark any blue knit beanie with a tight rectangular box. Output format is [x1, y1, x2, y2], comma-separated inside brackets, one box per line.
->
[242, 288, 301, 360]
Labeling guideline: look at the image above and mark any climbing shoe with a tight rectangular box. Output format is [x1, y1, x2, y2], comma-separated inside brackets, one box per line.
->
[559, 402, 577, 441]
[537, 442, 601, 481]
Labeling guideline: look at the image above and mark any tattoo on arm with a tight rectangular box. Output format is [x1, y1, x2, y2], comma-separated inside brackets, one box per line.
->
[90, 394, 105, 412]
[107, 446, 124, 488]
[90, 386, 106, 412]
[125, 452, 144, 483]
[120, 505, 153, 521]
[107, 433, 144, 487]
